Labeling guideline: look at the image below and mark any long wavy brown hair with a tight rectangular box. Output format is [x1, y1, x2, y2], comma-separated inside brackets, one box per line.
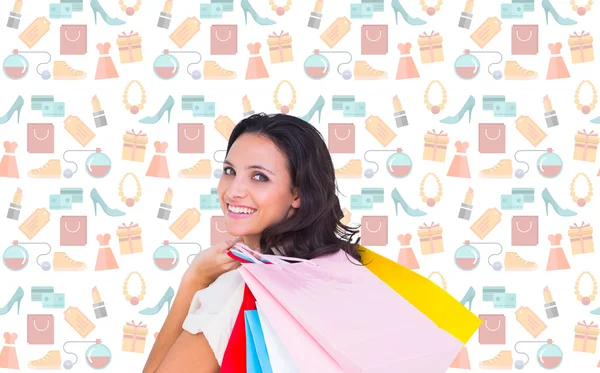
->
[225, 113, 362, 261]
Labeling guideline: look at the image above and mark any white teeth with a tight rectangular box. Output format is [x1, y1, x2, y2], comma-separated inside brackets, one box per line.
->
[228, 204, 256, 214]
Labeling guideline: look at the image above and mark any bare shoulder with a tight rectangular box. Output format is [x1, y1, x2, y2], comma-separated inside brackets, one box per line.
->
[156, 331, 219, 373]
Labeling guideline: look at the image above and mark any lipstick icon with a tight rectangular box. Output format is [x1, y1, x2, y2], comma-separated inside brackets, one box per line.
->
[92, 286, 108, 319]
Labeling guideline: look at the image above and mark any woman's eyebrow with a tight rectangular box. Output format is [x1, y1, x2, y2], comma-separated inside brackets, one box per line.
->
[223, 160, 275, 176]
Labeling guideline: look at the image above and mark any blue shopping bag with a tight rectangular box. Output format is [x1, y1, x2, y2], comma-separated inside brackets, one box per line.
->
[245, 310, 273, 373]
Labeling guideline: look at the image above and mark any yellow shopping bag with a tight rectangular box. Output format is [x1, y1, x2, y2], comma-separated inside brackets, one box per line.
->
[359, 245, 481, 344]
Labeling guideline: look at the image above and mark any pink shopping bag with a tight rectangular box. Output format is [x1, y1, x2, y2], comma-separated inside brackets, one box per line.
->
[232, 244, 464, 373]
[239, 263, 344, 373]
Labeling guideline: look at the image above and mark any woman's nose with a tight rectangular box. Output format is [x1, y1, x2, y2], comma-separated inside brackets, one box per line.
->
[226, 178, 248, 198]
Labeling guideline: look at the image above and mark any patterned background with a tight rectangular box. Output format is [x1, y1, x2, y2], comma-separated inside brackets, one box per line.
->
[0, 0, 599, 371]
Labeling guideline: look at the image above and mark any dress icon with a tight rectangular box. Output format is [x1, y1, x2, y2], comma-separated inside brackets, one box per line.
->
[449, 346, 471, 369]
[95, 43, 119, 80]
[546, 43, 570, 80]
[0, 141, 19, 179]
[396, 234, 419, 269]
[0, 332, 19, 370]
[245, 42, 269, 80]
[95, 234, 119, 271]
[447, 141, 471, 178]
[396, 42, 420, 80]
[146, 141, 170, 178]
[546, 234, 570, 271]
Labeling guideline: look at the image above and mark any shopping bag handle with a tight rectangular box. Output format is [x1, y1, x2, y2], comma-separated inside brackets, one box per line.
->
[228, 248, 271, 264]
[231, 242, 318, 267]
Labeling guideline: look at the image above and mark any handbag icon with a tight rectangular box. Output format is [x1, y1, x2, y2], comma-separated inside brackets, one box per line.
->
[210, 216, 235, 245]
[177, 124, 205, 153]
[361, 25, 388, 55]
[60, 25, 87, 55]
[27, 123, 54, 153]
[211, 25, 237, 55]
[479, 123, 505, 154]
[328, 123, 355, 153]
[479, 314, 505, 344]
[27, 314, 54, 345]
[511, 216, 538, 246]
[60, 216, 87, 246]
[511, 24, 538, 55]
[360, 216, 388, 246]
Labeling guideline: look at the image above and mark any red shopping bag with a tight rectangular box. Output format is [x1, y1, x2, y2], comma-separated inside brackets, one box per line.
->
[221, 275, 257, 372]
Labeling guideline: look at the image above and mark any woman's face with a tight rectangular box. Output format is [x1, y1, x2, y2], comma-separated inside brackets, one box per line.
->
[218, 133, 300, 248]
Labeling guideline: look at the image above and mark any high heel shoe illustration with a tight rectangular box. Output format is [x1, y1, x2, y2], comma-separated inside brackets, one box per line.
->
[0, 96, 24, 125]
[541, 0, 577, 25]
[460, 286, 475, 311]
[139, 287, 175, 315]
[391, 188, 427, 217]
[300, 95, 325, 124]
[440, 95, 475, 124]
[591, 115, 600, 124]
[0, 287, 24, 316]
[139, 96, 175, 124]
[241, 0, 276, 26]
[90, 0, 126, 26]
[90, 188, 125, 217]
[391, 0, 427, 26]
[541, 188, 577, 217]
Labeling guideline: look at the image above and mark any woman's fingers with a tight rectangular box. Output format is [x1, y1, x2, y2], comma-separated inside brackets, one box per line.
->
[228, 261, 242, 271]
[219, 239, 239, 253]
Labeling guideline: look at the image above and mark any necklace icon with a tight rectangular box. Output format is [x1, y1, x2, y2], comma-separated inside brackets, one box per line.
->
[123, 271, 146, 305]
[123, 80, 146, 114]
[269, 0, 292, 15]
[119, 0, 142, 15]
[273, 80, 296, 114]
[423, 80, 447, 114]
[574, 80, 597, 114]
[575, 271, 597, 305]
[571, 0, 593, 15]
[570, 172, 593, 206]
[419, 172, 443, 206]
[118, 173, 142, 207]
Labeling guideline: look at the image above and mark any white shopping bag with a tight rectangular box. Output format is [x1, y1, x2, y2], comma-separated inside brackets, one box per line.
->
[256, 303, 300, 373]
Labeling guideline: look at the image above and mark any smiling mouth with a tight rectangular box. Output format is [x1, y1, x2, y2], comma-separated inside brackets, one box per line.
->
[227, 203, 257, 215]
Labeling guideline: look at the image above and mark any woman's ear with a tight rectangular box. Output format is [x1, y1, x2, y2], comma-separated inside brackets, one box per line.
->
[291, 189, 301, 209]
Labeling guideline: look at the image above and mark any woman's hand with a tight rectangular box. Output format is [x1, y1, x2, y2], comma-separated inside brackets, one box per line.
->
[181, 237, 244, 290]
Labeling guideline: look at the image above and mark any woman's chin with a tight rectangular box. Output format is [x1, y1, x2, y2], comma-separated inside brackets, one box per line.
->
[225, 226, 251, 238]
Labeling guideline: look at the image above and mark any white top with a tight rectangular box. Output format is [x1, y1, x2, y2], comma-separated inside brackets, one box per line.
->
[182, 270, 245, 366]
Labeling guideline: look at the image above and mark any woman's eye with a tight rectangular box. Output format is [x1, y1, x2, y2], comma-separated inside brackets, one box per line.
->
[253, 173, 269, 182]
[223, 167, 234, 175]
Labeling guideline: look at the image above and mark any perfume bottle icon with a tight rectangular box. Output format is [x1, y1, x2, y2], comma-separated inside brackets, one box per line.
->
[153, 241, 201, 271]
